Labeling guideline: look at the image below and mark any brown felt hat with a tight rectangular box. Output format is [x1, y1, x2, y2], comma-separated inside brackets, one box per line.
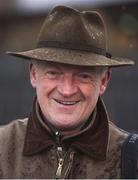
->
[7, 5, 134, 67]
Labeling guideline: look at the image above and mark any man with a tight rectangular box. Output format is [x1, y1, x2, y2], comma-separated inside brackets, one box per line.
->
[0, 5, 135, 179]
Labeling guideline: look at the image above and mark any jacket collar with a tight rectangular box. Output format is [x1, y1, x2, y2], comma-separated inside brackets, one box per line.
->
[23, 97, 109, 160]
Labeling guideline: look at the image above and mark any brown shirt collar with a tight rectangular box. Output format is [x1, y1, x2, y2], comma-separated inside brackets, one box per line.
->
[23, 97, 109, 160]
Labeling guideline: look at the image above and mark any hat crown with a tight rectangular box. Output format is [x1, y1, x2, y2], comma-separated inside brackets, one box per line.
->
[37, 6, 106, 50]
[7, 5, 134, 67]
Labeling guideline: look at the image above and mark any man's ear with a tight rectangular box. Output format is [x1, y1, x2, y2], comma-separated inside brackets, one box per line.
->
[29, 63, 37, 88]
[99, 68, 112, 95]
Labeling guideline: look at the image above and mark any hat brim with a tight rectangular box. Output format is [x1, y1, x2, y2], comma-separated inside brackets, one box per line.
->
[7, 47, 134, 67]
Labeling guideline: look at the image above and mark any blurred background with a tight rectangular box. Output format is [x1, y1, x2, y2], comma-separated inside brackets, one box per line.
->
[0, 0, 138, 132]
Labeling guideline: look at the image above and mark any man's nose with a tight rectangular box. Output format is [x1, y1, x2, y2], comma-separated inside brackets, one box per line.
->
[57, 74, 78, 97]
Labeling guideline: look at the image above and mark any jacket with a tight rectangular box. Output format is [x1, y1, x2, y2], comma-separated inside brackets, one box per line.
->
[0, 98, 128, 179]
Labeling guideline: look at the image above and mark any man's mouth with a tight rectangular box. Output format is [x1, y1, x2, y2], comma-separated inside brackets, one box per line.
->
[54, 99, 80, 105]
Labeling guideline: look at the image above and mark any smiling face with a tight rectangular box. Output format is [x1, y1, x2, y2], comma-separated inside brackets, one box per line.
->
[30, 61, 110, 130]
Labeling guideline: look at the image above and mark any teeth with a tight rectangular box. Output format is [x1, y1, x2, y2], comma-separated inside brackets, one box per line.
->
[62, 101, 76, 105]
[55, 99, 78, 105]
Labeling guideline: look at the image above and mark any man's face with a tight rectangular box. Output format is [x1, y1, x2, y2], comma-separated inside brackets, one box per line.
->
[30, 61, 110, 130]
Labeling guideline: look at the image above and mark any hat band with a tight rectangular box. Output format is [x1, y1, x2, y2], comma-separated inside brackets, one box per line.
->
[37, 41, 112, 58]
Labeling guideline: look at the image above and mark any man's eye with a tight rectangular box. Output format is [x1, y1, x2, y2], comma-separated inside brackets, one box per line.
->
[77, 73, 93, 83]
[80, 74, 90, 79]
[45, 71, 61, 79]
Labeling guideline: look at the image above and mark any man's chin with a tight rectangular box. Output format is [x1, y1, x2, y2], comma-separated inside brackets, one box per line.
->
[52, 118, 78, 129]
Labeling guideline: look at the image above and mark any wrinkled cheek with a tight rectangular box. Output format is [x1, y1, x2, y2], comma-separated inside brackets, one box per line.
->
[36, 87, 47, 108]
[86, 90, 99, 110]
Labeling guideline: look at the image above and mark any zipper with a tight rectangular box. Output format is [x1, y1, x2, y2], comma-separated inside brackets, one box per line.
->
[56, 157, 64, 178]
[55, 131, 64, 179]
[55, 131, 75, 179]
[56, 146, 64, 178]
[55, 131, 60, 145]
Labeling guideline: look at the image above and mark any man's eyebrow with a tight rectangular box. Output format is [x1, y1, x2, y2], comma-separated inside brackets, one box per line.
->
[44, 63, 61, 70]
